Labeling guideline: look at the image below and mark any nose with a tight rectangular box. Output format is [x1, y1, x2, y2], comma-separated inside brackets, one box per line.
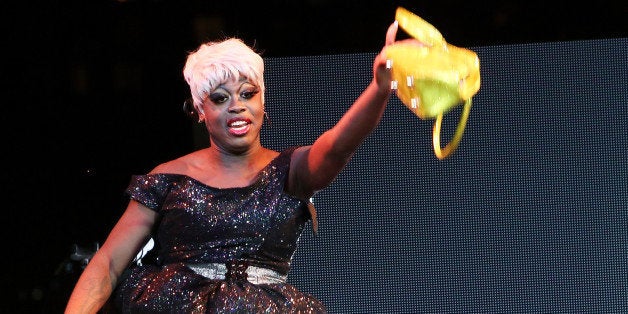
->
[228, 100, 246, 113]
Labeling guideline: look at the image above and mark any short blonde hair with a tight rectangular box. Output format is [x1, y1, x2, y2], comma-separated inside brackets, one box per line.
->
[183, 38, 265, 113]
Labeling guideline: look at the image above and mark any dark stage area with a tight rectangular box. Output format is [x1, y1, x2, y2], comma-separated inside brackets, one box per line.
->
[5, 1, 627, 312]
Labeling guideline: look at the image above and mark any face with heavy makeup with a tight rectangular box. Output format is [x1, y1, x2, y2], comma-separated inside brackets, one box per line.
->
[198, 76, 264, 153]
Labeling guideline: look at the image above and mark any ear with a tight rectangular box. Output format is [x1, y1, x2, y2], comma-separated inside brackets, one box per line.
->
[183, 98, 203, 122]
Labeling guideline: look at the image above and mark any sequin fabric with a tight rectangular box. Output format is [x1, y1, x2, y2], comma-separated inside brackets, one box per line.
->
[111, 147, 326, 313]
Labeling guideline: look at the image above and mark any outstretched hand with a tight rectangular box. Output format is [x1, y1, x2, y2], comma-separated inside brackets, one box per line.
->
[373, 21, 398, 93]
[374, 21, 425, 95]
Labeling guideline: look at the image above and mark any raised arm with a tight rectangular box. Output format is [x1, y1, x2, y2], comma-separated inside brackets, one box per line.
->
[65, 201, 157, 314]
[288, 22, 399, 199]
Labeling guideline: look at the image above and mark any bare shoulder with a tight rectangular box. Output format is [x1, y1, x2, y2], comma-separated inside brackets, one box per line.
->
[262, 147, 281, 161]
[148, 151, 202, 175]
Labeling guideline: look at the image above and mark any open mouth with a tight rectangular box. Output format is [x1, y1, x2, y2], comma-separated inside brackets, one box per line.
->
[227, 118, 251, 135]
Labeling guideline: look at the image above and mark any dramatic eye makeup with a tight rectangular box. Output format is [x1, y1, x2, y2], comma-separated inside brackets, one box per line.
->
[208, 91, 229, 104]
[207, 80, 259, 105]
[240, 88, 259, 100]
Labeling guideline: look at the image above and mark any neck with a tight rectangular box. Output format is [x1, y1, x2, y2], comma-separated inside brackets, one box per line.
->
[206, 144, 265, 167]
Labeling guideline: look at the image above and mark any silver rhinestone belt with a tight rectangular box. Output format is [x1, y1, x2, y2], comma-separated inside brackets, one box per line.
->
[187, 261, 287, 284]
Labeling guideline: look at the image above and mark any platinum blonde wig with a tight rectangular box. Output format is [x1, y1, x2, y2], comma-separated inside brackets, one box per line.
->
[183, 38, 265, 113]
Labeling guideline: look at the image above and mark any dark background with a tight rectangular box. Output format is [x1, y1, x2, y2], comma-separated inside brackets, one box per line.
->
[5, 0, 627, 312]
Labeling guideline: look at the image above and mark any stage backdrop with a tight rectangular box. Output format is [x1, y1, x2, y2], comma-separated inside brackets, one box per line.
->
[258, 38, 627, 313]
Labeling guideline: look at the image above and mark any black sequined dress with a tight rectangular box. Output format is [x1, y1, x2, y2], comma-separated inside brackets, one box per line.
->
[111, 147, 325, 313]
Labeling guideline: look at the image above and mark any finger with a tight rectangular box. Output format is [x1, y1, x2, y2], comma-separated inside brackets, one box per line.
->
[385, 21, 398, 46]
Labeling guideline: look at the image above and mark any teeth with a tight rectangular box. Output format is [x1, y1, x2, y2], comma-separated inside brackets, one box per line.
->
[230, 121, 247, 127]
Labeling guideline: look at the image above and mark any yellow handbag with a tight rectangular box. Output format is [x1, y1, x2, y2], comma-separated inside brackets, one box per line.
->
[384, 7, 481, 159]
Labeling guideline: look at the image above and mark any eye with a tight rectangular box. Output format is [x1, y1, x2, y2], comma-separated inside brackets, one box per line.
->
[208, 92, 229, 104]
[241, 89, 259, 100]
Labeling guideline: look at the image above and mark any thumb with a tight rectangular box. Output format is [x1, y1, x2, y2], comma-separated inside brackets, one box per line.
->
[385, 21, 398, 46]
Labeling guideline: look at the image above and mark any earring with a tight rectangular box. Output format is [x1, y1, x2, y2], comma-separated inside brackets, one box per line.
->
[264, 111, 271, 126]
[184, 98, 204, 123]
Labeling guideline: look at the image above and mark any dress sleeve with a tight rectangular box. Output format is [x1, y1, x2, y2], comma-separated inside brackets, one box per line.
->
[125, 174, 177, 213]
